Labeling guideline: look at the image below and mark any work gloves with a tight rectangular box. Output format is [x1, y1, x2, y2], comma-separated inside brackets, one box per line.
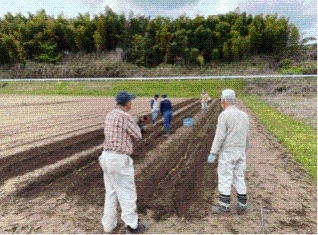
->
[207, 153, 216, 163]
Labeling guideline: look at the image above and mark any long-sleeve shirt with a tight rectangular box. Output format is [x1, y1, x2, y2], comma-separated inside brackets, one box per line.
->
[103, 108, 142, 155]
[211, 105, 249, 154]
[159, 98, 172, 115]
[150, 98, 159, 111]
[201, 93, 209, 103]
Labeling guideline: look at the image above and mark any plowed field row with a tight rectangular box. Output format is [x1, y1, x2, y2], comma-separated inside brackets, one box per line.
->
[137, 99, 222, 220]
[0, 94, 316, 234]
[0, 99, 204, 199]
[0, 95, 223, 234]
[1, 97, 155, 156]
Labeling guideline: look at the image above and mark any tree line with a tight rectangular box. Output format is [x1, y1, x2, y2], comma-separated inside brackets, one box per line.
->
[0, 6, 301, 67]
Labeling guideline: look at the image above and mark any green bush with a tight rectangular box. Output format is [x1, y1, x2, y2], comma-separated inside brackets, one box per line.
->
[197, 55, 205, 66]
[301, 62, 317, 74]
[211, 48, 220, 62]
[35, 42, 62, 63]
[279, 58, 292, 69]
[280, 66, 304, 74]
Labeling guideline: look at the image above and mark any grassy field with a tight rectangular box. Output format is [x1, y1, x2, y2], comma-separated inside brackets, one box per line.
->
[0, 79, 246, 98]
[1, 79, 316, 182]
[242, 95, 317, 182]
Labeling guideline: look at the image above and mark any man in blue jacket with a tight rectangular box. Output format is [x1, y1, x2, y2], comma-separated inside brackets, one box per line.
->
[159, 94, 173, 136]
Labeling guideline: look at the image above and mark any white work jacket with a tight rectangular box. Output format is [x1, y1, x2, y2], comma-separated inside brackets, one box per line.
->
[211, 105, 249, 154]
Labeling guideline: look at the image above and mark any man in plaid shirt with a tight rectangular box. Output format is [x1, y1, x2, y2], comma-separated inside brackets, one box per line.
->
[99, 91, 148, 234]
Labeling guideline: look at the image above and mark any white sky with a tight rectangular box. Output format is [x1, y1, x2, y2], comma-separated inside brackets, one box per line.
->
[0, 0, 316, 38]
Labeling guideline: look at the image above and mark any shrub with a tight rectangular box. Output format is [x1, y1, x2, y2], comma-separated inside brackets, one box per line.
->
[279, 59, 292, 69]
[280, 66, 304, 74]
[197, 55, 205, 66]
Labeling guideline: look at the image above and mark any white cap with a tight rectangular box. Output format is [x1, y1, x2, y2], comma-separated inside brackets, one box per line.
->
[221, 89, 235, 99]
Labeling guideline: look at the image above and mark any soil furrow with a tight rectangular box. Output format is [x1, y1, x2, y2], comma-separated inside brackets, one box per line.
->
[0, 93, 316, 234]
[0, 99, 194, 183]
[136, 99, 222, 220]
[1, 123, 103, 152]
[0, 99, 196, 195]
[1, 97, 225, 227]
[132, 99, 200, 162]
[0, 129, 103, 183]
[1, 112, 104, 145]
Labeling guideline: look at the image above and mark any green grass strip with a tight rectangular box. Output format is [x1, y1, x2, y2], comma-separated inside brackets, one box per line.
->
[242, 95, 317, 183]
[0, 79, 246, 98]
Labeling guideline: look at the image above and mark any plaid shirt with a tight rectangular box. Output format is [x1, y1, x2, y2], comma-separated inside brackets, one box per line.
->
[103, 108, 142, 155]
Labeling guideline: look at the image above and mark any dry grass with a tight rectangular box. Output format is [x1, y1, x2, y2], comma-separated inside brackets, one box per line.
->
[2, 53, 312, 79]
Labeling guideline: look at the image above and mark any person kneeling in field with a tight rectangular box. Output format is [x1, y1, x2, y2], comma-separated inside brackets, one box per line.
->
[135, 115, 148, 134]
[207, 89, 249, 215]
[99, 91, 148, 234]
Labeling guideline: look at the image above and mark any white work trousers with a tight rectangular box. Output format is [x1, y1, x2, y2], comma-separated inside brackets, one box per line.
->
[99, 151, 138, 232]
[201, 102, 208, 110]
[218, 151, 247, 195]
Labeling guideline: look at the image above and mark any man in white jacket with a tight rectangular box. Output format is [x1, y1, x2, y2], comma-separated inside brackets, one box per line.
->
[150, 94, 159, 124]
[208, 89, 249, 214]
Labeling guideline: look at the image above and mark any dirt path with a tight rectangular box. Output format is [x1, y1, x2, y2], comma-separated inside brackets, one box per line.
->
[0, 96, 316, 234]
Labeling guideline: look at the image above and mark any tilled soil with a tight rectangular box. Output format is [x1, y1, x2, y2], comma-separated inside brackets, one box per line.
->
[0, 95, 316, 234]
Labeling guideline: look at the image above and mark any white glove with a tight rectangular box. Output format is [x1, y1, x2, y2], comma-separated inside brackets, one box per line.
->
[207, 153, 216, 163]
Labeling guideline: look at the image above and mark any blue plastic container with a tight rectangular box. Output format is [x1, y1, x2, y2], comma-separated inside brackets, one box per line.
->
[183, 118, 194, 127]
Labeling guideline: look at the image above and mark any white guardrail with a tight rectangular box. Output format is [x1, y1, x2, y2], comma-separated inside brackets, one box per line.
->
[0, 74, 316, 82]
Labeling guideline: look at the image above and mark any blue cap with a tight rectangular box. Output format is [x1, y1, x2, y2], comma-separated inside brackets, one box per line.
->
[161, 94, 167, 98]
[115, 91, 136, 105]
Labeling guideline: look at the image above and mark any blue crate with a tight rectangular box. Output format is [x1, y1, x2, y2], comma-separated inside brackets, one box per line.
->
[183, 118, 194, 127]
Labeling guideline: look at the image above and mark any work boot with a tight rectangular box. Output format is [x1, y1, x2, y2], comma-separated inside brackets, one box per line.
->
[212, 194, 230, 214]
[237, 194, 247, 214]
[237, 202, 247, 214]
[211, 204, 230, 214]
[126, 222, 148, 234]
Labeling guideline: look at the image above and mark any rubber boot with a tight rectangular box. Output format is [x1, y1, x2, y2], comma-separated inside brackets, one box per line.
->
[237, 194, 247, 214]
[163, 128, 171, 137]
[212, 194, 230, 214]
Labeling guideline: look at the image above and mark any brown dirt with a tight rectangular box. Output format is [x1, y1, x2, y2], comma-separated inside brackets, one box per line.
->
[261, 95, 317, 128]
[0, 95, 316, 234]
[243, 78, 317, 97]
[243, 78, 317, 128]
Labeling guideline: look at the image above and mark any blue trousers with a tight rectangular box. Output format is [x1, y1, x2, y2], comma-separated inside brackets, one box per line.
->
[163, 111, 173, 131]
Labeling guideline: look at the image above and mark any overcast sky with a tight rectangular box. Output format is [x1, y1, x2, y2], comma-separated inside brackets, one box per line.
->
[0, 0, 316, 38]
